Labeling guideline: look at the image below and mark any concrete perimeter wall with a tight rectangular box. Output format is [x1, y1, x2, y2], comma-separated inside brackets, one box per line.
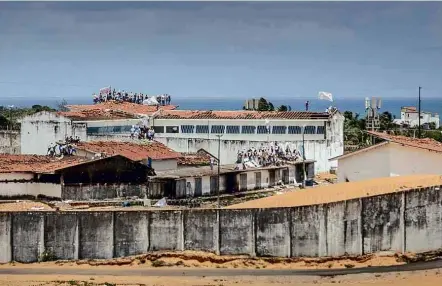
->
[0, 185, 441, 263]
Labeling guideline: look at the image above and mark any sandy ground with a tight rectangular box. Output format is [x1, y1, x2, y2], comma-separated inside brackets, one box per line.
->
[228, 174, 442, 209]
[0, 251, 407, 270]
[0, 268, 441, 286]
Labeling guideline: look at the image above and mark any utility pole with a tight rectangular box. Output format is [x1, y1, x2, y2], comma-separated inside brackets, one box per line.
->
[302, 125, 307, 188]
[418, 86, 422, 139]
[216, 134, 222, 208]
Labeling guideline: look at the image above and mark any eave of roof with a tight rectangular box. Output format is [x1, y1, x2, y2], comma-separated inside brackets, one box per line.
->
[329, 141, 390, 161]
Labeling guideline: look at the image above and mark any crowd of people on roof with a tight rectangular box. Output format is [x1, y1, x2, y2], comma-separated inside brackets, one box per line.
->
[235, 142, 303, 169]
[130, 125, 155, 140]
[93, 87, 172, 106]
[47, 136, 80, 157]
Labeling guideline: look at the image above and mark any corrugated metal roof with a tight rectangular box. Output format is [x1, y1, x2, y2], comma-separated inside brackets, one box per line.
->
[154, 110, 330, 120]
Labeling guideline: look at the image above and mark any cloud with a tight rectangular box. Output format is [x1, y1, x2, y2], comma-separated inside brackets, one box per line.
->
[0, 2, 357, 53]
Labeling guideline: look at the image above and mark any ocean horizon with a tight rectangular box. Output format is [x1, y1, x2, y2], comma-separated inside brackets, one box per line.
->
[0, 96, 440, 118]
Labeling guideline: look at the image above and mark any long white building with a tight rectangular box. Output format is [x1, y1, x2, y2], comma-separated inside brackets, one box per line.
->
[19, 102, 344, 173]
[151, 109, 344, 173]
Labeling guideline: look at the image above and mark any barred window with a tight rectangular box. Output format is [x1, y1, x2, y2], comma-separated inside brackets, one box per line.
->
[196, 125, 209, 133]
[304, 126, 316, 134]
[288, 126, 302, 134]
[153, 126, 164, 133]
[272, 126, 287, 134]
[257, 126, 269, 134]
[241, 125, 256, 134]
[226, 125, 240, 134]
[166, 126, 179, 133]
[317, 126, 325, 134]
[181, 125, 195, 133]
[211, 125, 225, 134]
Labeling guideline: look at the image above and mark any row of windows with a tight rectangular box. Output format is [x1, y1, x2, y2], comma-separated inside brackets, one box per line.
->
[86, 126, 132, 135]
[156, 125, 326, 135]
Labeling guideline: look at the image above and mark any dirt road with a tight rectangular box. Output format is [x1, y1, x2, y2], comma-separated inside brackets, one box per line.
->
[0, 268, 441, 286]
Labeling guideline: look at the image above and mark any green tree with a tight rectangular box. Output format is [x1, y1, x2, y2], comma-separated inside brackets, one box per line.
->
[256, 97, 275, 111]
[56, 99, 69, 112]
[278, 105, 288, 112]
[379, 111, 395, 131]
[0, 115, 9, 129]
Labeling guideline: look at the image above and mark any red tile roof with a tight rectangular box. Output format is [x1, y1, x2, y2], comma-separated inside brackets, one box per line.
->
[368, 131, 442, 154]
[0, 155, 92, 173]
[76, 141, 182, 161]
[153, 110, 330, 120]
[67, 101, 177, 116]
[401, 106, 417, 113]
[57, 109, 138, 121]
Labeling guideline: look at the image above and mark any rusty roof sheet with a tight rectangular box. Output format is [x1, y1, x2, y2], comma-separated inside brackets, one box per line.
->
[154, 110, 330, 120]
[67, 101, 177, 116]
[76, 141, 182, 161]
[177, 153, 211, 166]
[0, 155, 93, 173]
[369, 131, 442, 154]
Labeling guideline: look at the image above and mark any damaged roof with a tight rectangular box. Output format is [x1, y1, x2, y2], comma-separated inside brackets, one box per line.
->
[177, 152, 212, 166]
[0, 154, 97, 174]
[153, 110, 331, 120]
[57, 109, 138, 121]
[67, 101, 177, 116]
[331, 131, 442, 161]
[369, 131, 442, 153]
[76, 141, 182, 161]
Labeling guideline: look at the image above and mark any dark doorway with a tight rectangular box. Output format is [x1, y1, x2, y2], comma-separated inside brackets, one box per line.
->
[210, 176, 218, 195]
[255, 172, 261, 189]
[194, 177, 202, 197]
[240, 173, 247, 192]
[269, 170, 276, 187]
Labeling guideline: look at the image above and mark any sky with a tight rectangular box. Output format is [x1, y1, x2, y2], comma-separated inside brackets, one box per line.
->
[0, 1, 441, 106]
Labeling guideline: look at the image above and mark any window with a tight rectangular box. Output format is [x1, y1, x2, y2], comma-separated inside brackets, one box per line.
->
[288, 126, 302, 134]
[196, 125, 209, 134]
[241, 125, 256, 134]
[226, 125, 240, 134]
[257, 126, 269, 134]
[86, 125, 132, 135]
[166, 126, 179, 133]
[181, 125, 194, 133]
[304, 126, 316, 134]
[317, 126, 325, 134]
[211, 125, 225, 134]
[272, 126, 287, 134]
[153, 126, 164, 133]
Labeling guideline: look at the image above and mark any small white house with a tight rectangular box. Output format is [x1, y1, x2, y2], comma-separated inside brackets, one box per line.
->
[331, 131, 442, 183]
[393, 106, 440, 129]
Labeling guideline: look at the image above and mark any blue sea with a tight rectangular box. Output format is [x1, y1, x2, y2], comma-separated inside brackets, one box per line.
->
[1, 96, 441, 118]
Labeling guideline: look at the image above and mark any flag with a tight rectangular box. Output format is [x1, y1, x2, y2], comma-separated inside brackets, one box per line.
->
[99, 86, 111, 95]
[318, 91, 333, 102]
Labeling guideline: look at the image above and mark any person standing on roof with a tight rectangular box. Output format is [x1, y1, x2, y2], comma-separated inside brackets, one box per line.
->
[305, 100, 310, 111]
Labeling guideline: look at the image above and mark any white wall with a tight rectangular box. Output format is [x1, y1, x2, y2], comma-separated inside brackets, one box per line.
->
[0, 131, 20, 154]
[337, 142, 442, 183]
[389, 144, 442, 176]
[336, 144, 391, 183]
[0, 173, 34, 181]
[0, 182, 61, 198]
[20, 112, 73, 155]
[151, 159, 178, 171]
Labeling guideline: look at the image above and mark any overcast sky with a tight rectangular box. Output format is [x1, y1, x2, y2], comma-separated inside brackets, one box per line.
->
[0, 1, 441, 102]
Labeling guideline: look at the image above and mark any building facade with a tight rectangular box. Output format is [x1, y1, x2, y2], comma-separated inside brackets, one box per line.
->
[332, 132, 442, 183]
[151, 110, 344, 173]
[393, 106, 440, 129]
[19, 111, 140, 155]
